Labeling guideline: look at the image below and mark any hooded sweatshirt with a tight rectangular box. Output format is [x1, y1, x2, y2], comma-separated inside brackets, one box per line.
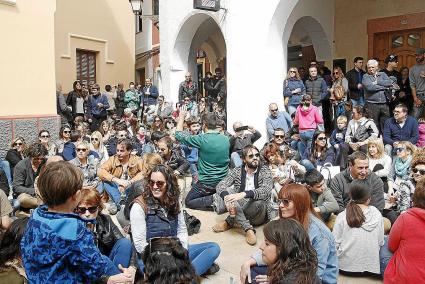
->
[294, 105, 324, 132]
[417, 123, 425, 147]
[332, 205, 384, 274]
[384, 207, 425, 284]
[21, 205, 119, 283]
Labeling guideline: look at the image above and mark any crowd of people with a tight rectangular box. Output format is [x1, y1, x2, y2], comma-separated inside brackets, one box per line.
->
[0, 49, 424, 283]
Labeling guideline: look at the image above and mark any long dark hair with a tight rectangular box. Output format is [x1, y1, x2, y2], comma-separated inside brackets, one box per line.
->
[141, 165, 181, 216]
[346, 183, 371, 228]
[0, 218, 29, 267]
[311, 131, 327, 163]
[264, 219, 318, 284]
[142, 237, 199, 284]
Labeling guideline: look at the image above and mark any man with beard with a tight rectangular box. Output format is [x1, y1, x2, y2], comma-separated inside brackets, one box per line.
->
[212, 145, 273, 245]
[205, 68, 227, 111]
[156, 136, 189, 177]
[410, 48, 425, 118]
[381, 54, 402, 113]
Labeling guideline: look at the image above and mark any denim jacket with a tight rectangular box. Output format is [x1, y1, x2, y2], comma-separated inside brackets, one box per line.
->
[283, 78, 306, 106]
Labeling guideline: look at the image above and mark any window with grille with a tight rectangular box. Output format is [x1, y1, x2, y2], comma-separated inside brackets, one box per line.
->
[76, 49, 96, 86]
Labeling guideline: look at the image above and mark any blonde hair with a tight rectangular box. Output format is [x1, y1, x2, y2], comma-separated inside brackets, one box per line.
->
[75, 140, 90, 150]
[367, 138, 385, 159]
[398, 141, 416, 156]
[90, 131, 104, 150]
[337, 115, 347, 125]
[332, 66, 345, 81]
[285, 67, 301, 80]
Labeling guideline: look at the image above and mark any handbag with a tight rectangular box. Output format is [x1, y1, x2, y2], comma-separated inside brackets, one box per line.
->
[317, 163, 340, 186]
[183, 210, 201, 236]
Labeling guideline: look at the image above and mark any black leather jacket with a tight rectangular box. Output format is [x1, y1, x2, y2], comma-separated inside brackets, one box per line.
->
[95, 213, 137, 266]
[164, 150, 190, 175]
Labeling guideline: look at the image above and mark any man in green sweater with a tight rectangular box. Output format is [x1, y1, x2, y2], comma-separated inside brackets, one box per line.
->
[175, 106, 229, 210]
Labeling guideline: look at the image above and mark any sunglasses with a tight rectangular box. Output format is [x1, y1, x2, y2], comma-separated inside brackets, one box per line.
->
[14, 142, 23, 146]
[333, 72, 339, 75]
[274, 135, 285, 139]
[289, 70, 296, 73]
[149, 180, 166, 188]
[317, 137, 327, 141]
[270, 109, 278, 112]
[91, 137, 99, 141]
[76, 206, 98, 214]
[395, 147, 406, 152]
[76, 148, 87, 152]
[63, 130, 71, 134]
[40, 135, 50, 138]
[248, 153, 260, 159]
[32, 157, 45, 161]
[412, 168, 425, 175]
[278, 198, 291, 207]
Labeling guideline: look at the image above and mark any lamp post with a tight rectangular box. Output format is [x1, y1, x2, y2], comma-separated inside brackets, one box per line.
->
[129, 0, 142, 15]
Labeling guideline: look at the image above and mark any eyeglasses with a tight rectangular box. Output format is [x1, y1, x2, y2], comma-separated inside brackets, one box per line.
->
[395, 147, 406, 152]
[40, 135, 50, 138]
[91, 137, 99, 141]
[278, 198, 291, 207]
[317, 137, 327, 141]
[412, 168, 425, 175]
[14, 142, 23, 146]
[149, 180, 166, 188]
[32, 157, 45, 161]
[289, 70, 296, 73]
[248, 153, 260, 159]
[393, 110, 403, 114]
[333, 72, 339, 75]
[63, 130, 71, 134]
[75, 206, 98, 214]
[274, 135, 285, 139]
[270, 109, 278, 112]
[76, 148, 87, 152]
[154, 119, 161, 122]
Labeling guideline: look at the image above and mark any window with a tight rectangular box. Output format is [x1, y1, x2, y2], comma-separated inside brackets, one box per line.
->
[136, 15, 143, 33]
[408, 33, 420, 47]
[153, 0, 159, 15]
[76, 50, 96, 86]
[391, 35, 403, 48]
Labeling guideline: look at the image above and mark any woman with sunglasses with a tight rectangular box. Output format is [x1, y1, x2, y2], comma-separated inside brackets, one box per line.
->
[6, 136, 27, 177]
[54, 125, 72, 155]
[90, 131, 109, 164]
[241, 183, 338, 284]
[38, 130, 56, 158]
[69, 141, 101, 191]
[242, 219, 320, 284]
[388, 141, 416, 199]
[283, 67, 306, 116]
[329, 67, 349, 119]
[76, 188, 137, 278]
[130, 165, 220, 276]
[151, 116, 164, 133]
[300, 130, 335, 171]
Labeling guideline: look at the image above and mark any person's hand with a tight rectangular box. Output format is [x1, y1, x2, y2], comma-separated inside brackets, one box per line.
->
[97, 103, 104, 109]
[349, 142, 359, 150]
[314, 207, 321, 213]
[414, 97, 422, 107]
[240, 261, 252, 284]
[392, 83, 400, 91]
[224, 192, 246, 203]
[174, 170, 181, 177]
[357, 83, 363, 89]
[88, 118, 93, 123]
[292, 88, 302, 94]
[255, 275, 269, 283]
[291, 134, 300, 140]
[179, 105, 188, 119]
[248, 126, 255, 133]
[393, 141, 399, 148]
[334, 144, 339, 149]
[119, 265, 136, 281]
[114, 178, 131, 189]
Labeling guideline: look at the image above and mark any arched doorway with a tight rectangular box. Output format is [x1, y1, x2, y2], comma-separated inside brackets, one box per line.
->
[171, 13, 227, 115]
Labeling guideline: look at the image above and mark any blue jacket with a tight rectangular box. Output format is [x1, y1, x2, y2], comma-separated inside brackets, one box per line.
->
[302, 147, 336, 168]
[62, 141, 99, 161]
[283, 78, 306, 106]
[21, 206, 119, 283]
[330, 128, 347, 146]
[383, 116, 419, 146]
[181, 144, 198, 164]
[266, 111, 293, 141]
[141, 85, 159, 107]
[309, 214, 339, 284]
[88, 93, 109, 118]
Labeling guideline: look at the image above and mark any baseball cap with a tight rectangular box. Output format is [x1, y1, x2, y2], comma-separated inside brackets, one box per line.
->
[384, 54, 398, 64]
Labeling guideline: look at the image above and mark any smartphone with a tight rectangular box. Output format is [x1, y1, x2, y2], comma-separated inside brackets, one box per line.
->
[235, 126, 249, 132]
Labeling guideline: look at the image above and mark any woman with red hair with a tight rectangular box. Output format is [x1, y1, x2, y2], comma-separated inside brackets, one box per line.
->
[240, 184, 338, 284]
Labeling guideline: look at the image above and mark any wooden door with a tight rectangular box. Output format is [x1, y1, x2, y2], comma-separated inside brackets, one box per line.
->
[76, 49, 96, 86]
[374, 29, 425, 69]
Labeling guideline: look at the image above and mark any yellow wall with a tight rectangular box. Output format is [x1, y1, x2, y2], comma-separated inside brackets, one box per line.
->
[55, 0, 135, 94]
[0, 0, 56, 116]
[334, 0, 425, 68]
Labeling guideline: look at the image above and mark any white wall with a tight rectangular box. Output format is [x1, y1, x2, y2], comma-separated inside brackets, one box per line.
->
[160, 0, 334, 145]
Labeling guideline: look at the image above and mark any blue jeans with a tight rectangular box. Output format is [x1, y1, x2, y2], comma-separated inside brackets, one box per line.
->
[250, 265, 268, 284]
[298, 130, 315, 157]
[109, 238, 133, 270]
[189, 163, 198, 185]
[185, 180, 218, 210]
[189, 242, 221, 275]
[0, 160, 12, 188]
[287, 105, 297, 116]
[379, 236, 393, 276]
[103, 181, 127, 206]
[351, 95, 365, 106]
[231, 152, 243, 168]
[137, 242, 220, 276]
[300, 159, 315, 171]
[290, 140, 299, 150]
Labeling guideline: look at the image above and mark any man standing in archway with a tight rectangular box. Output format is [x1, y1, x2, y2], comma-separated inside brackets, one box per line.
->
[178, 72, 198, 103]
[205, 68, 226, 112]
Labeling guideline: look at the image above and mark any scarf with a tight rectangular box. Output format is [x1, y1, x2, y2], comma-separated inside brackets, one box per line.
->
[394, 155, 412, 178]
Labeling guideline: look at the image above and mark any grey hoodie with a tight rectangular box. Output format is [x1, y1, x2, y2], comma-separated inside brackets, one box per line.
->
[333, 206, 384, 274]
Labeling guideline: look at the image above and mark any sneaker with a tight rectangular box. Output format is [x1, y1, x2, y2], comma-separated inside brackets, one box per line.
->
[212, 220, 231, 233]
[202, 263, 220, 276]
[245, 229, 257, 246]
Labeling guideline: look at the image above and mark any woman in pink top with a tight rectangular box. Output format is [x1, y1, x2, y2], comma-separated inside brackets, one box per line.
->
[294, 94, 324, 157]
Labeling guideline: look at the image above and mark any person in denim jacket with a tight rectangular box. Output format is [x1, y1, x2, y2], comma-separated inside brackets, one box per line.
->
[283, 67, 306, 115]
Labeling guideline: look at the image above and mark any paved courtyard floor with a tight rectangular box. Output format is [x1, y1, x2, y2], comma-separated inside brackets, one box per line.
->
[187, 209, 383, 284]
